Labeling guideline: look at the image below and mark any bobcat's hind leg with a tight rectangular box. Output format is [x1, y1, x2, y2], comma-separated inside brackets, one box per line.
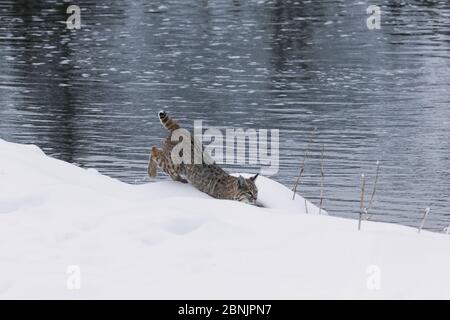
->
[148, 147, 160, 178]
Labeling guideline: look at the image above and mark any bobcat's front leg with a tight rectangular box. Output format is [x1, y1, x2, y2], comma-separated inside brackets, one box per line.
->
[173, 174, 188, 184]
[149, 147, 188, 184]
[148, 147, 159, 178]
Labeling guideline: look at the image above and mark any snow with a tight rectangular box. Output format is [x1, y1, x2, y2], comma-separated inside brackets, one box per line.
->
[1, 138, 450, 299]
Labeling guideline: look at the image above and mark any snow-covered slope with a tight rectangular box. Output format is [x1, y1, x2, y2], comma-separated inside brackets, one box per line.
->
[1, 138, 450, 299]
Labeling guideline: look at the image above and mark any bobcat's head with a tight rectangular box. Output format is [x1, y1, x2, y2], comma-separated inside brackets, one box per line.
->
[235, 174, 259, 205]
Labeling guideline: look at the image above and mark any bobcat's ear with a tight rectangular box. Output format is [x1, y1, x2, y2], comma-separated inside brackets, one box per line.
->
[250, 173, 259, 182]
[238, 175, 245, 188]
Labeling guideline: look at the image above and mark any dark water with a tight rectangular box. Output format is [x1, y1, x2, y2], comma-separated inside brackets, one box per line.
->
[1, 0, 449, 231]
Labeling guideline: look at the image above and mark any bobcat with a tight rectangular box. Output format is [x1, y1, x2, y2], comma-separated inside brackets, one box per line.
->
[148, 111, 259, 204]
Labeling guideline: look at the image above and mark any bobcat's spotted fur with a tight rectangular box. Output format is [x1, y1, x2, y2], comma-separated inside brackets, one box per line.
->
[148, 111, 259, 204]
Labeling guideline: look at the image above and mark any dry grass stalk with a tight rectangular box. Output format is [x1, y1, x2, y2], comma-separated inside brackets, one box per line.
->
[365, 160, 381, 221]
[292, 128, 316, 200]
[418, 207, 431, 233]
[358, 174, 366, 231]
[319, 145, 325, 215]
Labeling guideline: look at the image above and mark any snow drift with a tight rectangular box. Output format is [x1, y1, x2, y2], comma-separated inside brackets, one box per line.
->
[1, 138, 450, 299]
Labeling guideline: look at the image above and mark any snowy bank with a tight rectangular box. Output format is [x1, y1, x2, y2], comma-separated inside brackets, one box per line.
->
[1, 139, 450, 299]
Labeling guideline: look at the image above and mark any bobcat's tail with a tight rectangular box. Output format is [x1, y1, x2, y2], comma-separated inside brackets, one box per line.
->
[159, 111, 180, 132]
